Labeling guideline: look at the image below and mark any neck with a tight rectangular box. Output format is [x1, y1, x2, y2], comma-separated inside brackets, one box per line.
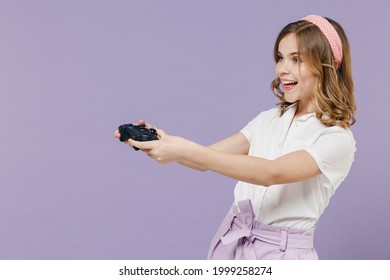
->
[294, 101, 315, 119]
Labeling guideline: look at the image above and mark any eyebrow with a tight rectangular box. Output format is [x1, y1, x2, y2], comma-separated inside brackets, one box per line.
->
[277, 51, 301, 56]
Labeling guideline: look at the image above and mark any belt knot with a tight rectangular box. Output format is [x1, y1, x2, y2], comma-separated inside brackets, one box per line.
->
[220, 211, 254, 245]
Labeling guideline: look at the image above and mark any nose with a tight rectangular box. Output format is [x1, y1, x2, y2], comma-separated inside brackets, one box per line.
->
[276, 60, 290, 76]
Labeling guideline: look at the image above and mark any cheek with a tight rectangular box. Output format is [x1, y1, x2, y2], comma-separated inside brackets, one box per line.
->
[300, 72, 317, 89]
[307, 77, 317, 90]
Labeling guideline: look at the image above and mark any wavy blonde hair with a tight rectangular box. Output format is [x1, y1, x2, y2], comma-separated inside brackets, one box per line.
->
[271, 17, 356, 128]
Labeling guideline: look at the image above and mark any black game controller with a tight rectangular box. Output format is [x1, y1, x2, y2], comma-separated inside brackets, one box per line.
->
[118, 123, 159, 150]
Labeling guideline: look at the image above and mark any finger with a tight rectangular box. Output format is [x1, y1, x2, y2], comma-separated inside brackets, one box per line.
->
[138, 120, 156, 130]
[128, 139, 157, 150]
[137, 120, 146, 126]
[114, 130, 121, 138]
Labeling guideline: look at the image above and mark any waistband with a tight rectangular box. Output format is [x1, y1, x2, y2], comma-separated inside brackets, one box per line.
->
[221, 200, 315, 252]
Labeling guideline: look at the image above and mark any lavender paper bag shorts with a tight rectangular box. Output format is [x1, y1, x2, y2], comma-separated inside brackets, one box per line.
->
[207, 200, 318, 260]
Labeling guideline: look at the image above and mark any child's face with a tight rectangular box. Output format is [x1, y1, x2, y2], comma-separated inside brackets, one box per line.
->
[276, 34, 317, 107]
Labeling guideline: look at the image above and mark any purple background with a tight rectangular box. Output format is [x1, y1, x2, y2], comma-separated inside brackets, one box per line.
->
[0, 0, 389, 260]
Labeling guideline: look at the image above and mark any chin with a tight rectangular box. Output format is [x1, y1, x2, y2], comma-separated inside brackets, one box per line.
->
[284, 95, 298, 104]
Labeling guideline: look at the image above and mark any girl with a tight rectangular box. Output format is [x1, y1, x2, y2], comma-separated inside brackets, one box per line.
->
[115, 15, 356, 260]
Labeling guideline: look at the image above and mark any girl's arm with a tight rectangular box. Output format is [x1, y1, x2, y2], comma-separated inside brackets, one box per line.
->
[114, 121, 250, 172]
[177, 132, 250, 171]
[127, 129, 321, 187]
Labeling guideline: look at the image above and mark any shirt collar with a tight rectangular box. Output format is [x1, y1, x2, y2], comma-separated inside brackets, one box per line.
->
[284, 102, 316, 122]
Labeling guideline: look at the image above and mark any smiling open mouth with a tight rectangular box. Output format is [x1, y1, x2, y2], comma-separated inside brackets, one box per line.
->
[282, 80, 298, 90]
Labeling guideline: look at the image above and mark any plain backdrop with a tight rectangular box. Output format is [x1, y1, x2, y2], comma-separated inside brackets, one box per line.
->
[0, 0, 389, 259]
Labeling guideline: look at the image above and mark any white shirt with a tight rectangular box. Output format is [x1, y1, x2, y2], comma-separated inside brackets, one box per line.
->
[234, 104, 356, 228]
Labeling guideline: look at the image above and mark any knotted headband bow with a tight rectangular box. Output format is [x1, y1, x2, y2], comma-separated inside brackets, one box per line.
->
[302, 15, 343, 66]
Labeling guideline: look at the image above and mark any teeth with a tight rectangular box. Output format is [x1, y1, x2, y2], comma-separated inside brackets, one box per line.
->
[282, 80, 297, 85]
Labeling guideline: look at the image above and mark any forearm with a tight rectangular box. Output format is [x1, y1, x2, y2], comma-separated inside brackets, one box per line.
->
[177, 133, 249, 172]
[177, 160, 207, 172]
[181, 141, 275, 186]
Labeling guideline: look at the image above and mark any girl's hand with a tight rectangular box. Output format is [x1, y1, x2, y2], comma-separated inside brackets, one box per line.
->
[128, 129, 189, 164]
[114, 120, 190, 164]
[113, 120, 151, 140]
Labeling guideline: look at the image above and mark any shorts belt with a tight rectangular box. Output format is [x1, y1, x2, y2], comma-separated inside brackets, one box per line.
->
[221, 218, 314, 251]
[220, 200, 314, 254]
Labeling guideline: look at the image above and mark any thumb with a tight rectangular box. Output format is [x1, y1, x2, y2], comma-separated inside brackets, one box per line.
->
[155, 128, 166, 138]
[128, 139, 154, 151]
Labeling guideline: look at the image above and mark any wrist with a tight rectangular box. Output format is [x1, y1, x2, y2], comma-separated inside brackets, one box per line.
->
[179, 139, 207, 165]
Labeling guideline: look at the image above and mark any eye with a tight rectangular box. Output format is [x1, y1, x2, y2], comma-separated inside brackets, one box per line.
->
[276, 55, 283, 62]
[293, 56, 302, 63]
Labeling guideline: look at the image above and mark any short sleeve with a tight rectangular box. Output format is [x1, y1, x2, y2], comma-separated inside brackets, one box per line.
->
[240, 116, 258, 142]
[240, 108, 279, 142]
[304, 127, 356, 189]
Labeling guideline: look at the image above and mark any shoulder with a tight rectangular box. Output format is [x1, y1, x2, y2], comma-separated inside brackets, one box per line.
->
[303, 125, 356, 189]
[305, 125, 356, 170]
[249, 106, 282, 123]
[318, 125, 355, 145]
[306, 122, 356, 158]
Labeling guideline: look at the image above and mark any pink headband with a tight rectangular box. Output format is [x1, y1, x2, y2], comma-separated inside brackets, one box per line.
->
[302, 15, 343, 66]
